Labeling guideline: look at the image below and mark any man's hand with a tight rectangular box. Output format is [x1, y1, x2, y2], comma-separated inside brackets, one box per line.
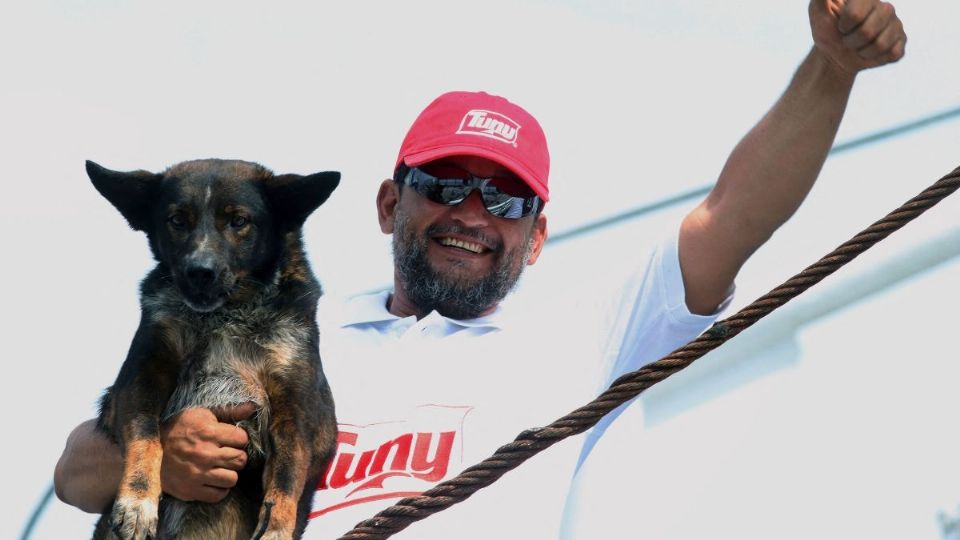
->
[810, 0, 906, 74]
[159, 403, 256, 503]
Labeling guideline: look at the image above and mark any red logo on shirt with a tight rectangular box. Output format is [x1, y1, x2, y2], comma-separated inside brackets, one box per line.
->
[310, 405, 472, 519]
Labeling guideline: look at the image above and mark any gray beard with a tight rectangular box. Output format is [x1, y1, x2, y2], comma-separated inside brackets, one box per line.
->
[392, 210, 533, 320]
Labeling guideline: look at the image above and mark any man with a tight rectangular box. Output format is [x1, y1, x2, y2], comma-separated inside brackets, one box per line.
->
[55, 1, 906, 537]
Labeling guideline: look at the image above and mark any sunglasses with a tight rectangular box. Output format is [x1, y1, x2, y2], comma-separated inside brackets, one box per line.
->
[401, 164, 541, 219]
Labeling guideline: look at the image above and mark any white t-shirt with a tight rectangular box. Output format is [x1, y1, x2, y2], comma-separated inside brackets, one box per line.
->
[304, 231, 724, 539]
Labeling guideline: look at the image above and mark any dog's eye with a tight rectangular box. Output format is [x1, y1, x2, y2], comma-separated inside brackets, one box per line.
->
[168, 215, 186, 229]
[230, 216, 249, 228]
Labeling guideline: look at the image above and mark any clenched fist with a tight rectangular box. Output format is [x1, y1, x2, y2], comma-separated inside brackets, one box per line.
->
[810, 0, 907, 74]
[159, 403, 257, 502]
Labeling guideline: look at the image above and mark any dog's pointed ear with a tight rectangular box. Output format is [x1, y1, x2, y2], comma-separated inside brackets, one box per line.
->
[266, 171, 340, 229]
[86, 160, 161, 232]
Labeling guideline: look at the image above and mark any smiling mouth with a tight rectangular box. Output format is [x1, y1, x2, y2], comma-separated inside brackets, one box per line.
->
[437, 237, 485, 254]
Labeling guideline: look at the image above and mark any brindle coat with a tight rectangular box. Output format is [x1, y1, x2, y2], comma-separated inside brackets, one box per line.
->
[87, 159, 338, 540]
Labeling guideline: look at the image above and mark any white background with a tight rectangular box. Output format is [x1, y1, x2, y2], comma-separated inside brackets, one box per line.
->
[2, 1, 958, 538]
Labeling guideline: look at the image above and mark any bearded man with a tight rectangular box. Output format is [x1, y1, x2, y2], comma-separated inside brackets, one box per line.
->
[55, 1, 907, 537]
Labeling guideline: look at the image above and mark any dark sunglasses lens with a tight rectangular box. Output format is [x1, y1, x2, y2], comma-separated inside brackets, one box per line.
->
[478, 188, 527, 218]
[485, 179, 539, 218]
[437, 181, 471, 205]
[407, 171, 462, 205]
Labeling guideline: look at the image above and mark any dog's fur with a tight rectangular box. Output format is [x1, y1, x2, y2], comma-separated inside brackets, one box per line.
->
[87, 159, 339, 540]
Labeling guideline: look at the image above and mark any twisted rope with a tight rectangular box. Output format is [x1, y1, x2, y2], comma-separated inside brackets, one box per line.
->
[339, 165, 960, 539]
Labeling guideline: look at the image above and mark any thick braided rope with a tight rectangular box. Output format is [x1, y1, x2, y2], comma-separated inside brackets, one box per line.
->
[339, 165, 960, 540]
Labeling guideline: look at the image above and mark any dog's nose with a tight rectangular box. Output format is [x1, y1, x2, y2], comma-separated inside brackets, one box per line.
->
[185, 263, 219, 287]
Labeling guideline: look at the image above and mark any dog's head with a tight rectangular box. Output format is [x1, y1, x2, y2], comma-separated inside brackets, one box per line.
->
[86, 159, 340, 312]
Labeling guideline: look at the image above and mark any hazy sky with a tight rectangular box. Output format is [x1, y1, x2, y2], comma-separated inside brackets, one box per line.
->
[3, 1, 958, 538]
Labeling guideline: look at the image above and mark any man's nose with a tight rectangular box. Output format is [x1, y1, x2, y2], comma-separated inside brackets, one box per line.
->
[448, 190, 490, 228]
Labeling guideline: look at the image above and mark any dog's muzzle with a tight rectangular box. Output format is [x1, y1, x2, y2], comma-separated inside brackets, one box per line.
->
[179, 259, 232, 312]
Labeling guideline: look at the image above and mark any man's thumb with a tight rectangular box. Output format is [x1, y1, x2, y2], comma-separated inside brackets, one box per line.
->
[211, 401, 258, 423]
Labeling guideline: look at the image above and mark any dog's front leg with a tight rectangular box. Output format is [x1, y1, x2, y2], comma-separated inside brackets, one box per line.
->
[110, 414, 164, 540]
[98, 321, 181, 540]
[254, 454, 310, 538]
[252, 357, 335, 540]
[252, 392, 316, 540]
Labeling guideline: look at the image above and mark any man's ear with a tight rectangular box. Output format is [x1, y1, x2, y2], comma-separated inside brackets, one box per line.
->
[266, 171, 340, 229]
[86, 160, 161, 232]
[526, 213, 548, 265]
[376, 179, 400, 234]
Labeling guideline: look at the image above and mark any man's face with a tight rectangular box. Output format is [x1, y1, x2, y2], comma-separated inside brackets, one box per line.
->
[377, 155, 547, 319]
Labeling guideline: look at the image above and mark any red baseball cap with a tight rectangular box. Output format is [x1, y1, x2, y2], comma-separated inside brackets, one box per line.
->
[395, 91, 550, 202]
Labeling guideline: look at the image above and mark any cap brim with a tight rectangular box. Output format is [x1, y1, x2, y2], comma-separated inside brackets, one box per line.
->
[402, 144, 549, 202]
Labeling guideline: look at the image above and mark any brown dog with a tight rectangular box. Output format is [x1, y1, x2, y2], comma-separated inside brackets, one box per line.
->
[86, 159, 338, 540]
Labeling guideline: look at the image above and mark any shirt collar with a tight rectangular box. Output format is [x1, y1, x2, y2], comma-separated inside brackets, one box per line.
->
[338, 290, 506, 330]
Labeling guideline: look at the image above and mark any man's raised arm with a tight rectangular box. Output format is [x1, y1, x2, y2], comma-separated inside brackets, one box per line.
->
[679, 0, 906, 314]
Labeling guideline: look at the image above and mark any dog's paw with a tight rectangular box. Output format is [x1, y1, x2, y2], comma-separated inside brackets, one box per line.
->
[109, 496, 159, 540]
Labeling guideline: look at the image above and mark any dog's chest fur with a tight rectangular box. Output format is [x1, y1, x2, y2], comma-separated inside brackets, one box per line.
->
[146, 281, 313, 455]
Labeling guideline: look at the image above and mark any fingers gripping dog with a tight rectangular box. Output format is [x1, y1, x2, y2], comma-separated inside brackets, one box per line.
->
[86, 159, 339, 540]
